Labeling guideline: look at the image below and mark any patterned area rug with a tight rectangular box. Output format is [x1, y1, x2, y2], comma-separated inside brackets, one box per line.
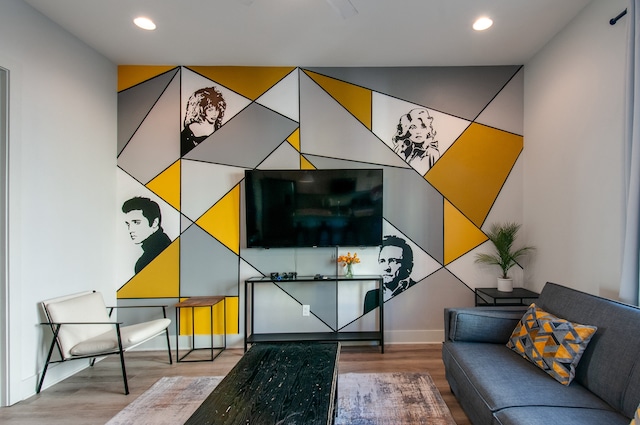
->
[106, 372, 455, 425]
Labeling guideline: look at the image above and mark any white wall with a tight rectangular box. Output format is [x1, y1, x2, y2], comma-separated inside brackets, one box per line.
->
[524, 0, 628, 299]
[0, 0, 116, 404]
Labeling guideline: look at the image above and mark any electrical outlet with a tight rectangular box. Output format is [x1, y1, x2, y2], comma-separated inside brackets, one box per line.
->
[302, 304, 310, 316]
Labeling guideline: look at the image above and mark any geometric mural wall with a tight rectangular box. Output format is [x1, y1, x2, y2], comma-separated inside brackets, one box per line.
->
[117, 65, 524, 339]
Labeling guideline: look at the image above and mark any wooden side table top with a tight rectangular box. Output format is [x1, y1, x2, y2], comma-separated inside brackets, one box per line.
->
[186, 342, 340, 425]
[175, 296, 226, 308]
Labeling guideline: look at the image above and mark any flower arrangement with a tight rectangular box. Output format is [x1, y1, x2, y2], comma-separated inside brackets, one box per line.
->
[337, 252, 360, 278]
[337, 252, 360, 266]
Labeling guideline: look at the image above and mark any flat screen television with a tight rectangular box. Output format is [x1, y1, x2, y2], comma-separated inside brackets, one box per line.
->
[245, 169, 383, 248]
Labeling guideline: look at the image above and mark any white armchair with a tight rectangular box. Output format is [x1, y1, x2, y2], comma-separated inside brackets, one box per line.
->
[37, 291, 172, 395]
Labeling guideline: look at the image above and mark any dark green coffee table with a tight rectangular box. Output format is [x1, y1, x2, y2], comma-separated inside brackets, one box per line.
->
[185, 342, 340, 425]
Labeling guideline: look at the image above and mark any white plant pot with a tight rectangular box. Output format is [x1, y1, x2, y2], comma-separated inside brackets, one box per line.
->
[497, 277, 513, 292]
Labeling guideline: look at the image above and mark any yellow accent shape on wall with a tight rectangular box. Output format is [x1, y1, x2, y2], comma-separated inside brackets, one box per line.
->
[301, 156, 316, 170]
[303, 70, 372, 130]
[426, 123, 523, 227]
[288, 128, 301, 151]
[118, 65, 176, 92]
[117, 238, 180, 298]
[179, 296, 239, 335]
[444, 200, 488, 265]
[187, 66, 296, 100]
[196, 185, 240, 255]
[146, 160, 181, 211]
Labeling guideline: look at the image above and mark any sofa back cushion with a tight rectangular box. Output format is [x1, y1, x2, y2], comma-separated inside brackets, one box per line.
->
[537, 282, 640, 417]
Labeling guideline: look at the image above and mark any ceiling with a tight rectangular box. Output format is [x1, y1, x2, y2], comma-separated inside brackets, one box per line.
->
[22, 0, 594, 67]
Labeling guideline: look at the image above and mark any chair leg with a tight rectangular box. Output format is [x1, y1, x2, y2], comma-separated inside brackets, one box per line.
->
[36, 361, 51, 394]
[115, 324, 129, 395]
[37, 327, 61, 393]
[118, 349, 129, 395]
[165, 328, 173, 364]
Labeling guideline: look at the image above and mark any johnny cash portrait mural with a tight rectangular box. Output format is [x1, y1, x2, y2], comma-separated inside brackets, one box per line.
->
[116, 65, 524, 341]
[364, 235, 417, 314]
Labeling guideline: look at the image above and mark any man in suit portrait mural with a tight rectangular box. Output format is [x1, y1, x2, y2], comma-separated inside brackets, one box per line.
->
[364, 235, 417, 314]
[122, 196, 171, 273]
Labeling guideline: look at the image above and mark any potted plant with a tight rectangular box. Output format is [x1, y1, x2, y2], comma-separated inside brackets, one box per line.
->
[474, 222, 534, 292]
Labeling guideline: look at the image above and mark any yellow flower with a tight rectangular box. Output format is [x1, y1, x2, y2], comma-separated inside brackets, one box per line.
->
[337, 252, 361, 266]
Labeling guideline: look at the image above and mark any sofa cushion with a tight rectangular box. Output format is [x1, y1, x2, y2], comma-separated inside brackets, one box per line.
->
[442, 342, 614, 421]
[447, 308, 525, 343]
[507, 303, 597, 385]
[493, 406, 629, 425]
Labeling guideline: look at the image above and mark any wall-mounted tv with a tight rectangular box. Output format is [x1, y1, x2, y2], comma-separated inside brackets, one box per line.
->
[245, 169, 383, 248]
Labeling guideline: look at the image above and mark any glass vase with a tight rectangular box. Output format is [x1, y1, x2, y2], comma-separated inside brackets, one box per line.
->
[345, 263, 353, 278]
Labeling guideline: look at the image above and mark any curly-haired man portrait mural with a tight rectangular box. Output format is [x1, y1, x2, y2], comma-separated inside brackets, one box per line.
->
[181, 86, 227, 156]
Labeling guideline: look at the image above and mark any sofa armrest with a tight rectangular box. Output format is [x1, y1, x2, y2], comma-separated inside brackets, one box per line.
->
[444, 306, 527, 343]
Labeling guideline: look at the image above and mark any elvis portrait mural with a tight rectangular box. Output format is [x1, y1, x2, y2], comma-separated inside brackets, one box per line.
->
[122, 196, 171, 274]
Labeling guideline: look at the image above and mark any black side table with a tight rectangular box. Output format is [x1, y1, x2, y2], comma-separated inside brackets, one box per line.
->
[475, 287, 539, 306]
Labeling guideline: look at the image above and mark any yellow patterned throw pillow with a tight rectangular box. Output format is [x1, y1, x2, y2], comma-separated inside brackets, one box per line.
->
[631, 404, 640, 425]
[507, 303, 597, 386]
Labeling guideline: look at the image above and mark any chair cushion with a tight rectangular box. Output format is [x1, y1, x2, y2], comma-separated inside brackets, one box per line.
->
[507, 303, 597, 386]
[45, 292, 113, 358]
[70, 318, 170, 356]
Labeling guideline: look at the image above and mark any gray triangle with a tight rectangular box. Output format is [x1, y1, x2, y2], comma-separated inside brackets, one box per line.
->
[304, 66, 521, 122]
[183, 102, 298, 168]
[118, 67, 179, 156]
[180, 224, 239, 296]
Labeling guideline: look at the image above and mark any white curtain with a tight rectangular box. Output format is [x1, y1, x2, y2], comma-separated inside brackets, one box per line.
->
[620, 0, 640, 305]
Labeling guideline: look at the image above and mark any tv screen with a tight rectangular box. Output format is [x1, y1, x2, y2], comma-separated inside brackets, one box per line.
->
[245, 169, 383, 248]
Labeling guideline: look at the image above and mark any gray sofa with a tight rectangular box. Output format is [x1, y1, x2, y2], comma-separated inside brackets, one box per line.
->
[442, 282, 640, 425]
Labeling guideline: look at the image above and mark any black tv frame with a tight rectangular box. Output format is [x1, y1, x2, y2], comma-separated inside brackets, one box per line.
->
[244, 169, 383, 249]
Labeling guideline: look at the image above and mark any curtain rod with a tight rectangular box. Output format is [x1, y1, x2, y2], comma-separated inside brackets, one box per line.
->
[610, 8, 627, 25]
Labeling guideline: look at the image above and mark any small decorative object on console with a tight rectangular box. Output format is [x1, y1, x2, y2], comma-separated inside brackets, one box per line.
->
[337, 252, 360, 278]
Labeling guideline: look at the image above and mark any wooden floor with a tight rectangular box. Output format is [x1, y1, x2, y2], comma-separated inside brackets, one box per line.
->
[0, 344, 471, 425]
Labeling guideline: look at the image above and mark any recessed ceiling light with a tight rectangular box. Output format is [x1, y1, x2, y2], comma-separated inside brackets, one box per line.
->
[473, 17, 493, 31]
[134, 17, 156, 31]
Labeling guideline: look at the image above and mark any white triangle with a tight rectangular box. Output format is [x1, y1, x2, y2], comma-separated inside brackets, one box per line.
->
[256, 69, 300, 122]
[181, 160, 246, 221]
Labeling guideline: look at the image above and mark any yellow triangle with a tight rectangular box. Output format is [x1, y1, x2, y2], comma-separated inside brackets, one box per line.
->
[288, 128, 301, 151]
[117, 239, 180, 298]
[118, 65, 177, 92]
[187, 66, 296, 100]
[426, 123, 523, 227]
[301, 156, 316, 170]
[196, 185, 240, 254]
[444, 200, 488, 265]
[303, 70, 372, 130]
[146, 160, 181, 211]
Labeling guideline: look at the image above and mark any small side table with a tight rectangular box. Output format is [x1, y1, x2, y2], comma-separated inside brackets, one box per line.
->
[175, 296, 226, 362]
[475, 287, 539, 307]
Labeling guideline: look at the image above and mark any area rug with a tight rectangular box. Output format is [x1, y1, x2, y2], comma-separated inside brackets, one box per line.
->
[106, 372, 455, 425]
